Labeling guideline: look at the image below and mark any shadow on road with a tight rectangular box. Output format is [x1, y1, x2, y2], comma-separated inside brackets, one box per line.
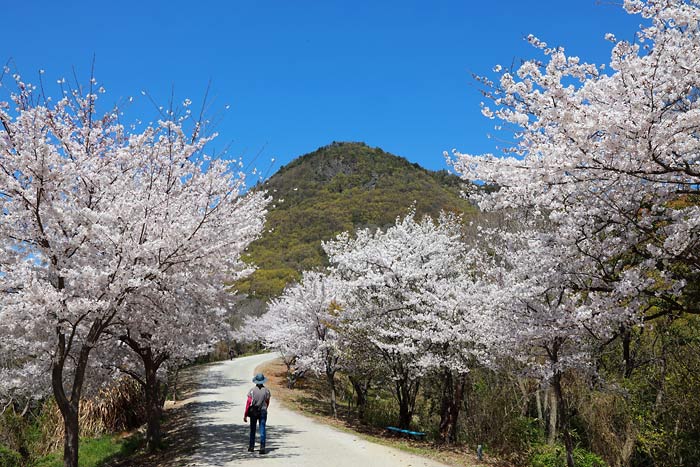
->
[183, 364, 302, 464]
[191, 400, 235, 413]
[192, 367, 247, 395]
[109, 361, 301, 466]
[188, 422, 301, 465]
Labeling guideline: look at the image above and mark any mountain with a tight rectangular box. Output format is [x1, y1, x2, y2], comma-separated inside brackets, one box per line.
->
[236, 141, 477, 299]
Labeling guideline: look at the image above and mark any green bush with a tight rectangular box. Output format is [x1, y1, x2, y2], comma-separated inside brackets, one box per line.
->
[530, 444, 607, 467]
[363, 397, 400, 429]
[505, 417, 545, 452]
[0, 445, 22, 467]
[0, 410, 27, 454]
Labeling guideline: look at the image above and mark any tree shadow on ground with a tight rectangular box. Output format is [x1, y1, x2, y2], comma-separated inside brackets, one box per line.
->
[190, 400, 235, 414]
[106, 397, 200, 467]
[187, 392, 301, 464]
[187, 422, 301, 465]
[109, 362, 301, 466]
[191, 367, 247, 396]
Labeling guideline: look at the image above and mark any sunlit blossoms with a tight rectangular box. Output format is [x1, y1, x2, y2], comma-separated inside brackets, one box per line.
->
[450, 0, 700, 318]
[0, 76, 268, 466]
[447, 1, 700, 466]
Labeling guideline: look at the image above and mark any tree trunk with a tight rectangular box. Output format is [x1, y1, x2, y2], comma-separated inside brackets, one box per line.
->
[171, 367, 180, 402]
[119, 335, 168, 452]
[62, 408, 80, 467]
[536, 389, 545, 431]
[621, 325, 633, 378]
[547, 386, 558, 445]
[517, 377, 530, 417]
[551, 371, 575, 467]
[53, 357, 88, 467]
[398, 400, 412, 430]
[326, 368, 338, 418]
[396, 377, 420, 430]
[283, 356, 298, 388]
[285, 360, 294, 388]
[349, 375, 369, 420]
[438, 370, 467, 444]
[52, 320, 102, 467]
[144, 359, 164, 452]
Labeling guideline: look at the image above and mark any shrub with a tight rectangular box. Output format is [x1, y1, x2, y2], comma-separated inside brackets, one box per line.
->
[506, 417, 545, 452]
[0, 445, 22, 467]
[530, 444, 607, 467]
[0, 410, 27, 454]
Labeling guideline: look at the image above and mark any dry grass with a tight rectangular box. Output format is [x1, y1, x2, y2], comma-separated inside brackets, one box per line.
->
[106, 364, 204, 467]
[37, 378, 147, 455]
[257, 358, 500, 467]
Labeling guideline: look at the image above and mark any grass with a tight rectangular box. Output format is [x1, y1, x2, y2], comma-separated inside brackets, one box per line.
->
[257, 358, 497, 467]
[32, 433, 142, 467]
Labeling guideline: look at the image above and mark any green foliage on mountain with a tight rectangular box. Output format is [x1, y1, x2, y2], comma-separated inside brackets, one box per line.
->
[236, 141, 477, 299]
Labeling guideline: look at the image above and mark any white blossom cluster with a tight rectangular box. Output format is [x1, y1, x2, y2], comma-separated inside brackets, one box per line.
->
[447, 0, 700, 379]
[0, 76, 269, 407]
[243, 211, 485, 425]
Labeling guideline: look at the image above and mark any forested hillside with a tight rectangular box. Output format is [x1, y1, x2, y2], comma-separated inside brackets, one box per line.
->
[236, 141, 478, 299]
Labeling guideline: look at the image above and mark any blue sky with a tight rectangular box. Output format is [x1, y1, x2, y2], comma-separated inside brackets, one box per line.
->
[3, 1, 642, 180]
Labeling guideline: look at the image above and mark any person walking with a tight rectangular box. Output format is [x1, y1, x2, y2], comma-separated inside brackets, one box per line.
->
[244, 373, 271, 454]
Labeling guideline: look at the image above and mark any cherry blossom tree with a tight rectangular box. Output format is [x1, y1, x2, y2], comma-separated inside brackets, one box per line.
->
[340, 333, 379, 420]
[260, 271, 345, 416]
[471, 227, 620, 467]
[449, 0, 700, 326]
[105, 273, 242, 451]
[239, 311, 302, 387]
[324, 211, 475, 430]
[0, 75, 268, 467]
[426, 254, 491, 444]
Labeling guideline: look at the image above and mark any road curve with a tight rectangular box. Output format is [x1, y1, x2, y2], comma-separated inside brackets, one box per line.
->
[181, 353, 450, 467]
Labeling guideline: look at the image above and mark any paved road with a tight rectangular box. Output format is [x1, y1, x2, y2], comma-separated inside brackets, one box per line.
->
[181, 353, 450, 467]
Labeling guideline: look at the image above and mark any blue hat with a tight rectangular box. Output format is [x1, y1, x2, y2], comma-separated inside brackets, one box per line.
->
[252, 373, 268, 384]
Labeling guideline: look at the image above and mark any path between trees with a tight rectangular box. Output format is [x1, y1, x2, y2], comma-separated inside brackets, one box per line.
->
[180, 353, 450, 467]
